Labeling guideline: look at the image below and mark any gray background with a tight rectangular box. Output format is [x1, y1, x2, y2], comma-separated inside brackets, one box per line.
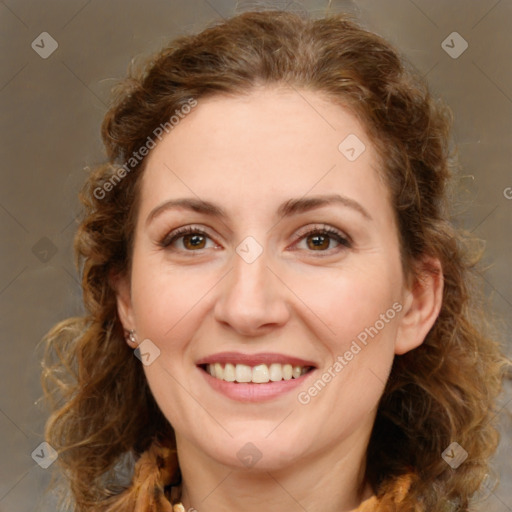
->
[0, 0, 510, 510]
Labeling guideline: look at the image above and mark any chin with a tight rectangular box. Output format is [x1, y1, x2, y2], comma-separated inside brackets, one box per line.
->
[202, 430, 310, 472]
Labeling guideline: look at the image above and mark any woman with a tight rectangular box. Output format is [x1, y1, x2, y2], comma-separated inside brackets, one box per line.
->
[42, 10, 510, 512]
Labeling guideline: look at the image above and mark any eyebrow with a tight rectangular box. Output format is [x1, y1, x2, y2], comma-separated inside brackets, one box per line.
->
[146, 193, 372, 226]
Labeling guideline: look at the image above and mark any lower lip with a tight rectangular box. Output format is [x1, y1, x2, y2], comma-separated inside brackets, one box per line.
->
[199, 367, 314, 402]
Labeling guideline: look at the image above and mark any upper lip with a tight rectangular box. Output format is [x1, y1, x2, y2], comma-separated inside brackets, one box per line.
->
[196, 352, 317, 368]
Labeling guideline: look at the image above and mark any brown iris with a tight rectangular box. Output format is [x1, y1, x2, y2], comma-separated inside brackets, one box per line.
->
[306, 233, 330, 250]
[182, 234, 207, 250]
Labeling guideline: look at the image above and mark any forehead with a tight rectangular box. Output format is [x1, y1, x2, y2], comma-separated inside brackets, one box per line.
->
[139, 86, 389, 219]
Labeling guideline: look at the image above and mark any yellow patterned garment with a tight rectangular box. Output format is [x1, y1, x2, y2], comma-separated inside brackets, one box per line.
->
[111, 439, 415, 512]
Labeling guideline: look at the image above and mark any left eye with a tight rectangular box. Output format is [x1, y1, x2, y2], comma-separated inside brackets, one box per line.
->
[294, 227, 351, 252]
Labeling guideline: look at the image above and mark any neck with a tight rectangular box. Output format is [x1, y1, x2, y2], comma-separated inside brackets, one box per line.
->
[175, 421, 376, 512]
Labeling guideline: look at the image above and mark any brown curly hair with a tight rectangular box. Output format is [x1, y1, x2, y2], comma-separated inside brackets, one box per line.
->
[42, 10, 510, 511]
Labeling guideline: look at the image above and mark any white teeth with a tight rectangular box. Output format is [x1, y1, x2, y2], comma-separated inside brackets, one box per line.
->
[235, 364, 252, 383]
[224, 363, 236, 382]
[269, 363, 282, 382]
[292, 365, 302, 379]
[214, 362, 224, 380]
[252, 364, 270, 383]
[205, 363, 311, 383]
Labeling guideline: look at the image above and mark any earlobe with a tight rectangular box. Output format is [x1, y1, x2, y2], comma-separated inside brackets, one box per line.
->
[110, 271, 136, 344]
[394, 257, 444, 355]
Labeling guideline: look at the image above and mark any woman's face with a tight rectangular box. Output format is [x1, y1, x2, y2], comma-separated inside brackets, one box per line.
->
[117, 87, 418, 471]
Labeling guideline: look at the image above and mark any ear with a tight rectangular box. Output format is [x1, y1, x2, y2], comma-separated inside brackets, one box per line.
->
[394, 257, 444, 355]
[110, 271, 136, 345]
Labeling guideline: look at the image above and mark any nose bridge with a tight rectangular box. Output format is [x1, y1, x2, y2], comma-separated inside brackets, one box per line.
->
[232, 246, 269, 299]
[213, 239, 290, 334]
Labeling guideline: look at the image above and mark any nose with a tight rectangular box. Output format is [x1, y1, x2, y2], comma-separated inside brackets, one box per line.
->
[213, 246, 291, 337]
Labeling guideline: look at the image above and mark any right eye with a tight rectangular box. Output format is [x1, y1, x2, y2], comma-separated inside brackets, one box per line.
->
[160, 226, 220, 252]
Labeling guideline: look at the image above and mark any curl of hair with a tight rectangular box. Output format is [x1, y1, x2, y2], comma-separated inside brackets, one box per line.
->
[42, 10, 510, 511]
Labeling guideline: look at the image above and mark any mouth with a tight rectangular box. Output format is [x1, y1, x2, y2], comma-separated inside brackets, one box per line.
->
[200, 362, 314, 384]
[195, 352, 317, 402]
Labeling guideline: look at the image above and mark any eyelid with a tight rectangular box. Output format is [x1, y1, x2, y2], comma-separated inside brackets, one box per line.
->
[291, 223, 351, 245]
[159, 225, 219, 248]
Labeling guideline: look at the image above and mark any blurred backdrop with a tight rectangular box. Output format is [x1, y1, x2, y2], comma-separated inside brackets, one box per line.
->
[0, 0, 511, 510]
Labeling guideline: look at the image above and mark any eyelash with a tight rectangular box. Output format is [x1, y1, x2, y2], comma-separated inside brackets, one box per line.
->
[160, 224, 352, 256]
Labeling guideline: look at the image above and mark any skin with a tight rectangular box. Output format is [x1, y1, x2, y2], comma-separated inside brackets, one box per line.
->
[116, 86, 443, 512]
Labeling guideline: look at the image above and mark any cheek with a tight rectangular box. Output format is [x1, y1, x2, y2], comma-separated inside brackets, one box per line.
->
[291, 269, 400, 429]
[129, 256, 221, 346]
[290, 262, 401, 350]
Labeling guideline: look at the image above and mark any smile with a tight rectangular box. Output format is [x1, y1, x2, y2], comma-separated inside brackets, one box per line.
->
[205, 363, 312, 383]
[196, 352, 317, 401]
